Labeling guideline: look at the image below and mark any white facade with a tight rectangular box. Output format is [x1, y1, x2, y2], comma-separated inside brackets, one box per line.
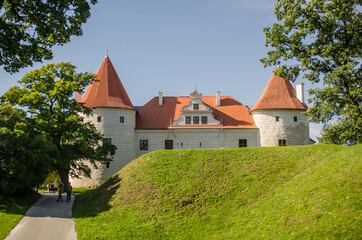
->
[72, 109, 309, 188]
[135, 128, 259, 157]
[71, 107, 136, 188]
[252, 110, 309, 147]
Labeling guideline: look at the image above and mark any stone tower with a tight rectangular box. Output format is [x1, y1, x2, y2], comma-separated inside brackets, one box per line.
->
[71, 56, 136, 187]
[250, 73, 309, 147]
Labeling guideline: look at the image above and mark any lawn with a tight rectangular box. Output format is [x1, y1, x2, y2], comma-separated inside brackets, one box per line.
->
[73, 144, 361, 239]
[0, 191, 39, 240]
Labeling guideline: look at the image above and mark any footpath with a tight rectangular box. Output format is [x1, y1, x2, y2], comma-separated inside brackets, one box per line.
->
[5, 193, 77, 240]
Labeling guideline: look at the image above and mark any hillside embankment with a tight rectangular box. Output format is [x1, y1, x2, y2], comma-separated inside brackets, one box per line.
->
[73, 144, 361, 239]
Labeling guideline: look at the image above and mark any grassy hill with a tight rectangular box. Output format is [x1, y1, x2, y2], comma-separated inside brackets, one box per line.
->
[73, 144, 361, 239]
[0, 192, 39, 240]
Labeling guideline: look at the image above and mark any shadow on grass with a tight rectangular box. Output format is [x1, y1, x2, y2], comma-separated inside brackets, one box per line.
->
[72, 174, 122, 218]
[0, 191, 39, 216]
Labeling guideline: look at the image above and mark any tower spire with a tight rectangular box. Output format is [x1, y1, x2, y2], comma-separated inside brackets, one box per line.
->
[250, 73, 307, 111]
[81, 56, 134, 109]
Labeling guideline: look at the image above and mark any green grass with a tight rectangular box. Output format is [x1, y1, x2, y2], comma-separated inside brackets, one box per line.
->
[72, 188, 95, 194]
[73, 144, 362, 239]
[36, 187, 94, 194]
[36, 188, 57, 193]
[0, 191, 39, 240]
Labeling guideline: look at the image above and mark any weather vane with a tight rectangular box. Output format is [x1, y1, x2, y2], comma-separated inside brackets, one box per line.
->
[105, 44, 109, 57]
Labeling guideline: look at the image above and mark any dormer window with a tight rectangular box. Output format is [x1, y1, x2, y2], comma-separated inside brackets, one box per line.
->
[171, 89, 221, 126]
[185, 116, 191, 124]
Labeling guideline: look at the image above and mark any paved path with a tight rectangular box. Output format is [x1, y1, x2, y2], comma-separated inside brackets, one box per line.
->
[5, 193, 77, 240]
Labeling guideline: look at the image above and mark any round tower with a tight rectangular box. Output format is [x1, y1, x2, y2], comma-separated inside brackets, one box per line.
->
[71, 55, 136, 187]
[250, 73, 309, 147]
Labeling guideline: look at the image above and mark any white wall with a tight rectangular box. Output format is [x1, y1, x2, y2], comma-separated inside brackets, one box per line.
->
[135, 128, 259, 157]
[72, 107, 310, 188]
[252, 110, 309, 147]
[71, 107, 136, 188]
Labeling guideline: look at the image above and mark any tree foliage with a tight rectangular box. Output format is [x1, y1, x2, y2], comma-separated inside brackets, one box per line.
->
[0, 104, 56, 195]
[0, 0, 97, 73]
[1, 62, 116, 192]
[261, 0, 362, 145]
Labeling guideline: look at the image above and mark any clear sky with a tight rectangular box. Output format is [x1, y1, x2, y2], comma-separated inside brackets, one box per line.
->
[0, 0, 322, 140]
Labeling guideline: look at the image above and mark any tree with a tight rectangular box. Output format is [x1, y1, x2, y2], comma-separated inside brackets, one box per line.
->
[0, 0, 97, 73]
[261, 0, 362, 145]
[0, 104, 56, 195]
[1, 62, 116, 192]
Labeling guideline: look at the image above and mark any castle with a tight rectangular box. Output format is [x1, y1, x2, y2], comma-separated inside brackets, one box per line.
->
[71, 56, 310, 187]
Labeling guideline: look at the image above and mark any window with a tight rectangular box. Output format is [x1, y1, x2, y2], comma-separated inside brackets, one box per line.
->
[275, 116, 279, 122]
[165, 140, 173, 149]
[185, 116, 191, 124]
[106, 162, 110, 168]
[140, 140, 148, 150]
[193, 116, 199, 124]
[294, 116, 298, 122]
[278, 139, 287, 146]
[120, 116, 124, 123]
[97, 116, 102, 122]
[193, 104, 199, 110]
[239, 139, 247, 147]
[201, 116, 208, 124]
[103, 138, 112, 145]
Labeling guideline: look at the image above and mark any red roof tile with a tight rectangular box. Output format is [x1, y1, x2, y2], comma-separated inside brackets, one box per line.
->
[136, 96, 257, 129]
[250, 73, 307, 111]
[81, 56, 134, 109]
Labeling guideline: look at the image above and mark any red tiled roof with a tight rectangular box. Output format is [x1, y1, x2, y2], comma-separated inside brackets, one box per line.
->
[81, 56, 134, 109]
[136, 96, 257, 129]
[250, 73, 307, 111]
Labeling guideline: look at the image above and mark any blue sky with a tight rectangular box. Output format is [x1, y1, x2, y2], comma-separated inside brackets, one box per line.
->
[0, 0, 322, 140]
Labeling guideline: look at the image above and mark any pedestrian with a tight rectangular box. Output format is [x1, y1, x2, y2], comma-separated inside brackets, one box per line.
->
[66, 182, 73, 202]
[56, 182, 64, 202]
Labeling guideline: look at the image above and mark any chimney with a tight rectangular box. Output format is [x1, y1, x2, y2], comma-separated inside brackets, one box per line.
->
[296, 83, 304, 103]
[216, 90, 221, 107]
[158, 91, 163, 106]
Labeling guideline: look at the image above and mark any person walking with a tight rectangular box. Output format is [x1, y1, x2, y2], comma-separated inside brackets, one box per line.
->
[56, 182, 64, 202]
[66, 182, 73, 202]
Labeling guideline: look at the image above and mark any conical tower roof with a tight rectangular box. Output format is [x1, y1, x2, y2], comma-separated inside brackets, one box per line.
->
[250, 73, 307, 111]
[82, 56, 134, 109]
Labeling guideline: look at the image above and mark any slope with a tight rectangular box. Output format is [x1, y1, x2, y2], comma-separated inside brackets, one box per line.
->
[73, 144, 361, 239]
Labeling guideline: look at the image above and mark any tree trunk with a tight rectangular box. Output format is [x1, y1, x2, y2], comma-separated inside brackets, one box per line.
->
[58, 167, 70, 193]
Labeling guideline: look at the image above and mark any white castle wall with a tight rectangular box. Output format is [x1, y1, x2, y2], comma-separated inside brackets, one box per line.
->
[72, 107, 310, 188]
[252, 110, 309, 147]
[135, 128, 259, 157]
[71, 107, 136, 188]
